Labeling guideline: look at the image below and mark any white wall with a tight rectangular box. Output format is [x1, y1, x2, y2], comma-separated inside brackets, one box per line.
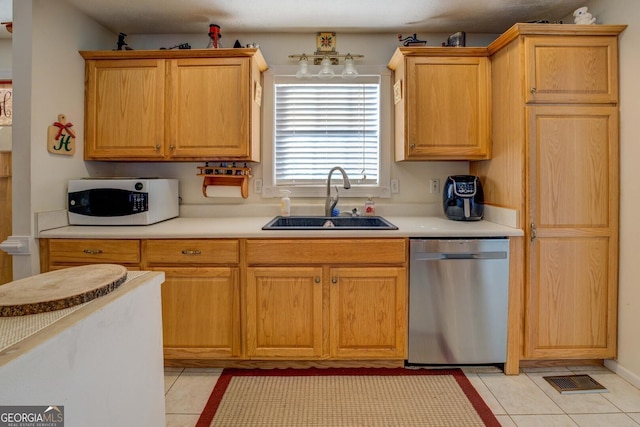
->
[582, 0, 640, 385]
[0, 39, 11, 79]
[11, 0, 114, 278]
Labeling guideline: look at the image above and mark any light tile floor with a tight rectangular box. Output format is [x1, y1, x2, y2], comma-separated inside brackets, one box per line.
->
[164, 365, 640, 427]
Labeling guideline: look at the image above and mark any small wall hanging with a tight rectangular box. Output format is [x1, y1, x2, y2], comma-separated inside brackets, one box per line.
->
[0, 81, 11, 126]
[47, 114, 76, 156]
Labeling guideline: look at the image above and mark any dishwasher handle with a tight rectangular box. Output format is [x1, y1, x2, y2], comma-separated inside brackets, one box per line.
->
[413, 251, 507, 261]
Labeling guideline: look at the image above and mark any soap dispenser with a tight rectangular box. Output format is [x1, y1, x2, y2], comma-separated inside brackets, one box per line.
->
[364, 197, 375, 216]
[279, 190, 291, 216]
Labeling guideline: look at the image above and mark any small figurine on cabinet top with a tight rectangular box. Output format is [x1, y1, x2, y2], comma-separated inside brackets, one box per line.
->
[573, 7, 596, 25]
[397, 33, 427, 46]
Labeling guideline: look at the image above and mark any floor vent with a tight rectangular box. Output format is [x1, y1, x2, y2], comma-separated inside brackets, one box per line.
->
[543, 374, 608, 394]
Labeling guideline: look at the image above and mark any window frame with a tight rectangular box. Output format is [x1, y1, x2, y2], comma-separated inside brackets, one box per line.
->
[261, 65, 392, 199]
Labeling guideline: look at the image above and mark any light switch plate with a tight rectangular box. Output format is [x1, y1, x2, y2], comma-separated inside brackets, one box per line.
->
[390, 179, 399, 193]
[253, 178, 263, 194]
[429, 179, 440, 194]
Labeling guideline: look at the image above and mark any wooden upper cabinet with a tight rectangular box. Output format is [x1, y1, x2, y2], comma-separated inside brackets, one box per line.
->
[524, 35, 619, 104]
[166, 58, 250, 159]
[388, 48, 491, 161]
[81, 49, 267, 161]
[84, 59, 166, 160]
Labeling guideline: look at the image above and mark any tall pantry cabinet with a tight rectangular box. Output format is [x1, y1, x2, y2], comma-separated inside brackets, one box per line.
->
[472, 24, 626, 361]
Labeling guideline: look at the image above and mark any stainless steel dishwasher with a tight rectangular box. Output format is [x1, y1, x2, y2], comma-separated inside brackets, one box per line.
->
[408, 238, 509, 365]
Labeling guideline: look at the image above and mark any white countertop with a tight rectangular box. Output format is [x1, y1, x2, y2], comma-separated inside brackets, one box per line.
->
[38, 215, 523, 239]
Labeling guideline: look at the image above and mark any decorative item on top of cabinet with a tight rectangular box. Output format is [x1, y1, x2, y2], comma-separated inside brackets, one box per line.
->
[573, 7, 596, 25]
[387, 47, 491, 160]
[80, 48, 267, 161]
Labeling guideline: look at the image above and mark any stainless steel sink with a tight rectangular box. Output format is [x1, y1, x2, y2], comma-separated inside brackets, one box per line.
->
[262, 216, 398, 230]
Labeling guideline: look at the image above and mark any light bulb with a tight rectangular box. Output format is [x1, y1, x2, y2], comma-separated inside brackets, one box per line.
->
[317, 56, 335, 79]
[341, 54, 358, 79]
[295, 55, 311, 79]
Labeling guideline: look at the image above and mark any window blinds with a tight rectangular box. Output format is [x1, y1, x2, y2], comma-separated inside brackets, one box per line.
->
[274, 82, 380, 186]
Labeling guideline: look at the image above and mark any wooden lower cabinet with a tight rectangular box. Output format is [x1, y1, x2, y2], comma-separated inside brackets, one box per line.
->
[329, 267, 407, 359]
[246, 265, 407, 360]
[39, 239, 141, 271]
[246, 267, 324, 358]
[40, 238, 408, 366]
[143, 239, 241, 361]
[245, 239, 408, 362]
[154, 267, 241, 359]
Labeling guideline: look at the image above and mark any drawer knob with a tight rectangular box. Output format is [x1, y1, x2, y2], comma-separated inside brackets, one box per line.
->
[181, 249, 202, 255]
[314, 277, 321, 283]
[83, 249, 103, 255]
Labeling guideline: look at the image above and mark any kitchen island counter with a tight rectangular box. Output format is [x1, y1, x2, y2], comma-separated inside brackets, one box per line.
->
[38, 215, 523, 239]
[0, 270, 166, 426]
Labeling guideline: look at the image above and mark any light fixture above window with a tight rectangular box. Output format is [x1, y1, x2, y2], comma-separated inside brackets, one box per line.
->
[289, 52, 364, 79]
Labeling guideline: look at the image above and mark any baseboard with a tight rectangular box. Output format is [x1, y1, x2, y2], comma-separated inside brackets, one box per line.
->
[604, 359, 640, 389]
[164, 359, 405, 369]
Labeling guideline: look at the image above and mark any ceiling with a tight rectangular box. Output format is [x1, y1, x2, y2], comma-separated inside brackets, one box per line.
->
[52, 0, 588, 36]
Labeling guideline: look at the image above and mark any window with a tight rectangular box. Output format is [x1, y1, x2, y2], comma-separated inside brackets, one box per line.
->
[274, 81, 379, 186]
[262, 67, 392, 199]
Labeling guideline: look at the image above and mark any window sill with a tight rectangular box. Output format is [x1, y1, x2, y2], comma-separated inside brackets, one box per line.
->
[262, 185, 391, 199]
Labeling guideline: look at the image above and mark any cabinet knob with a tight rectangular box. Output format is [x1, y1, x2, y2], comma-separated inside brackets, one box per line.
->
[181, 249, 202, 255]
[410, 143, 416, 150]
[155, 144, 161, 151]
[331, 277, 338, 284]
[530, 87, 537, 94]
[83, 249, 103, 255]
[314, 277, 321, 283]
[169, 144, 175, 150]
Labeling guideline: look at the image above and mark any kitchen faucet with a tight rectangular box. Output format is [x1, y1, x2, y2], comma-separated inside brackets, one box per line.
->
[325, 166, 351, 216]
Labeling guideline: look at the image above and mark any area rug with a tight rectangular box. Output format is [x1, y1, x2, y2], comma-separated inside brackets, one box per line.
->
[196, 367, 500, 426]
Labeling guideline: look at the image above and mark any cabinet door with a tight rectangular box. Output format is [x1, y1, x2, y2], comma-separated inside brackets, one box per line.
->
[526, 106, 618, 359]
[524, 36, 619, 104]
[246, 267, 324, 358]
[166, 57, 251, 159]
[85, 59, 166, 159]
[404, 56, 490, 160]
[158, 267, 241, 359]
[330, 267, 407, 359]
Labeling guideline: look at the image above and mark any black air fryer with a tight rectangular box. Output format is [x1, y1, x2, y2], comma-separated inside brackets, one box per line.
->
[442, 175, 484, 221]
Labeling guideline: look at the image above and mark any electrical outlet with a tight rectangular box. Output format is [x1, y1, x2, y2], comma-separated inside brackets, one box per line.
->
[429, 179, 440, 194]
[390, 179, 399, 193]
[253, 178, 263, 194]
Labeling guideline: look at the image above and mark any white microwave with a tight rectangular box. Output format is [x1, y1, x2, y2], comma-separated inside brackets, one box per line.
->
[67, 178, 179, 225]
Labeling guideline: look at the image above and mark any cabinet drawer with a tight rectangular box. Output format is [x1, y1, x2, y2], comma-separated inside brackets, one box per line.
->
[144, 239, 239, 265]
[246, 239, 407, 265]
[49, 239, 140, 264]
